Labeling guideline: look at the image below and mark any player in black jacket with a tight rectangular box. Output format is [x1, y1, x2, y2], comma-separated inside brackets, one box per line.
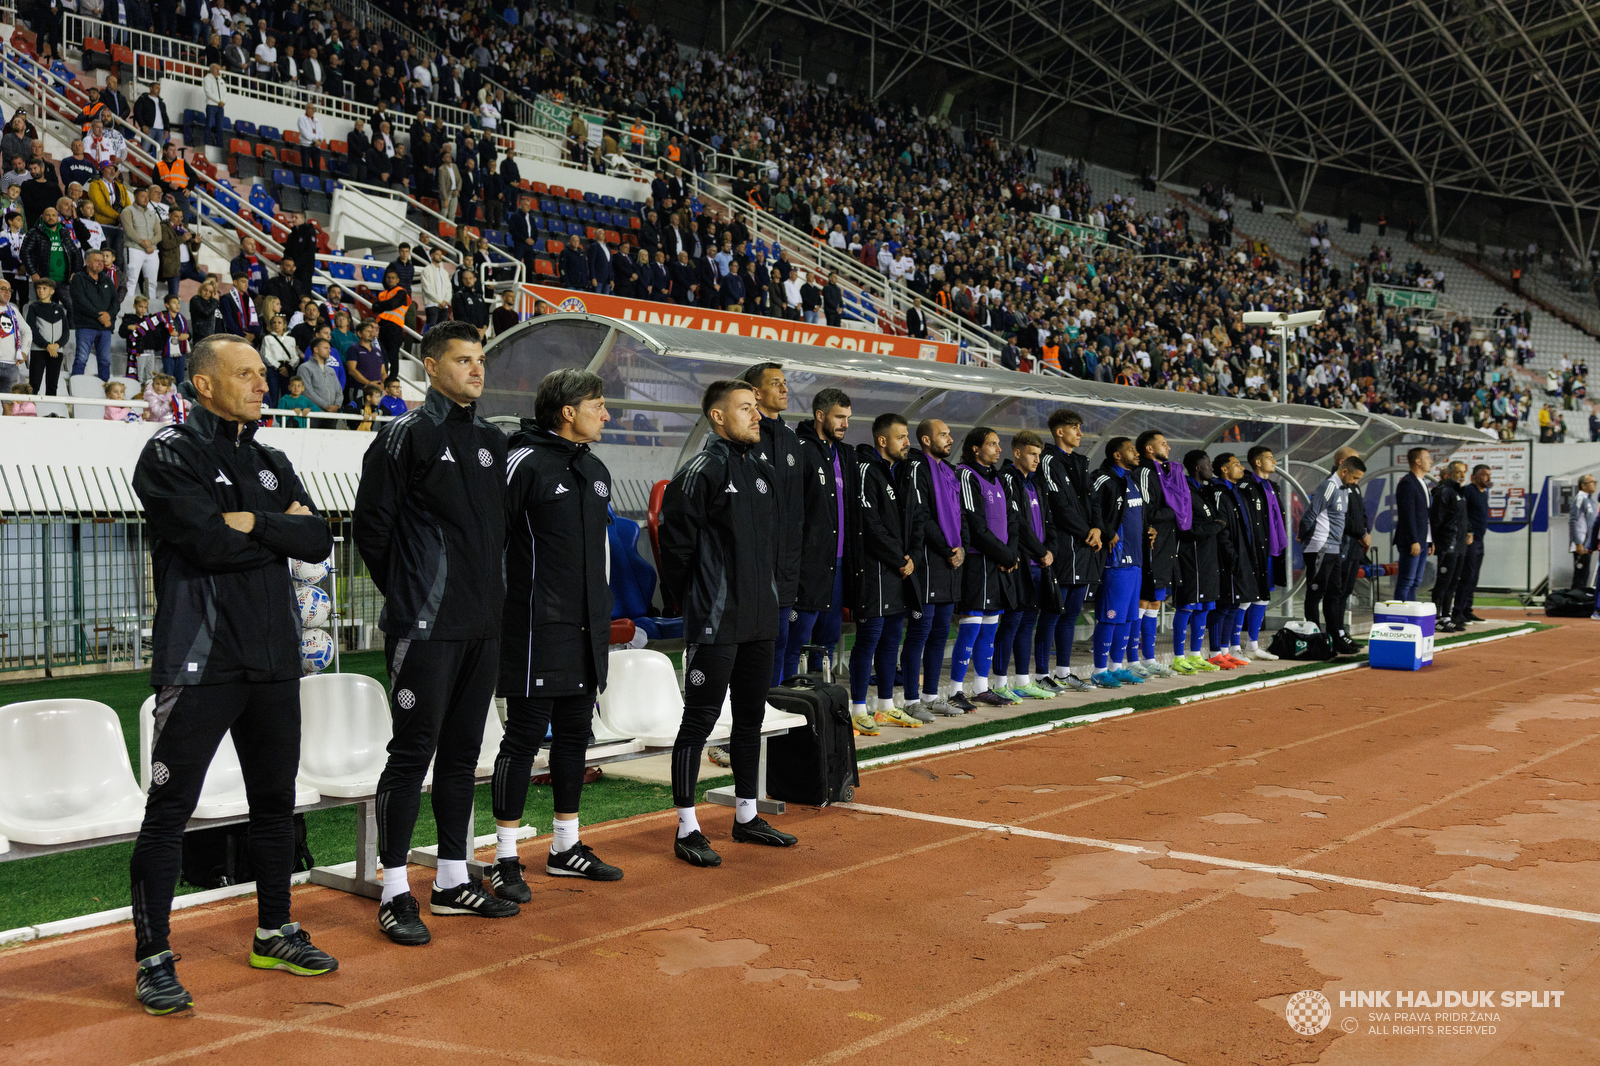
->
[1431, 460, 1470, 631]
[897, 419, 966, 716]
[488, 369, 623, 902]
[353, 321, 516, 946]
[128, 335, 338, 1017]
[658, 379, 795, 867]
[1210, 452, 1260, 665]
[1171, 451, 1226, 674]
[1037, 408, 1100, 691]
[851, 414, 922, 727]
[996, 431, 1056, 700]
[743, 361, 805, 685]
[1133, 431, 1182, 677]
[948, 427, 1020, 707]
[783, 388, 863, 727]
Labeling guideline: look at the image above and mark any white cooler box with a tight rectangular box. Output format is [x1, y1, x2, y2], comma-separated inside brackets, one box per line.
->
[1368, 623, 1427, 671]
[1373, 601, 1434, 664]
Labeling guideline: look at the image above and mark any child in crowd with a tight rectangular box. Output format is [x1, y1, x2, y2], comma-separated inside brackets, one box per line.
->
[379, 376, 408, 418]
[0, 210, 26, 293]
[103, 380, 139, 422]
[277, 376, 318, 428]
[23, 278, 66, 396]
[142, 372, 181, 423]
[5, 381, 34, 416]
[119, 294, 158, 382]
[354, 384, 384, 431]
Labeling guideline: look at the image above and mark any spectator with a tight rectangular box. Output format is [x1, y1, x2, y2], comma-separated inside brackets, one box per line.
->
[188, 273, 225, 346]
[23, 276, 67, 396]
[295, 337, 343, 421]
[119, 185, 162, 314]
[297, 102, 326, 176]
[372, 269, 409, 378]
[133, 81, 171, 152]
[69, 248, 117, 381]
[202, 62, 228, 147]
[451, 267, 489, 338]
[419, 245, 453, 331]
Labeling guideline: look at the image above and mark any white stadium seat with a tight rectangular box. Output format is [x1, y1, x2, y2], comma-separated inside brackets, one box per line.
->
[138, 695, 321, 819]
[719, 692, 808, 734]
[597, 648, 729, 747]
[297, 672, 393, 797]
[0, 699, 148, 845]
[476, 698, 505, 778]
[67, 374, 103, 398]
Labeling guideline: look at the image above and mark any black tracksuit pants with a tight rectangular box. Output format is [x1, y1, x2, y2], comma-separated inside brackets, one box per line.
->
[492, 685, 594, 820]
[1453, 541, 1485, 622]
[671, 640, 773, 809]
[375, 635, 498, 869]
[130, 679, 300, 960]
[1304, 550, 1345, 637]
[1433, 551, 1466, 624]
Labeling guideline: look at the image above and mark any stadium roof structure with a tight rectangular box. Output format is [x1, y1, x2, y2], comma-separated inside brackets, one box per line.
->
[481, 314, 1490, 496]
[742, 0, 1600, 240]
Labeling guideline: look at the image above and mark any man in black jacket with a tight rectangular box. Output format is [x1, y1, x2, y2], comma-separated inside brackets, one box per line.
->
[783, 388, 864, 728]
[354, 321, 518, 946]
[851, 414, 923, 727]
[822, 272, 843, 327]
[1036, 408, 1101, 691]
[560, 235, 590, 291]
[488, 369, 623, 900]
[1453, 464, 1491, 627]
[1431, 460, 1470, 631]
[1133, 430, 1182, 677]
[898, 419, 965, 714]
[1172, 451, 1227, 671]
[742, 361, 805, 685]
[128, 335, 338, 1016]
[996, 432, 1055, 699]
[658, 379, 796, 867]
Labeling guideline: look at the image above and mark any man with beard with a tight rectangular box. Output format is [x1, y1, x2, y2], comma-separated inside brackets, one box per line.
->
[1208, 452, 1263, 667]
[1132, 430, 1183, 677]
[1087, 437, 1146, 688]
[1036, 408, 1102, 691]
[1170, 451, 1226, 673]
[995, 431, 1056, 699]
[947, 426, 1020, 705]
[849, 414, 922, 727]
[898, 418, 968, 714]
[1239, 445, 1286, 659]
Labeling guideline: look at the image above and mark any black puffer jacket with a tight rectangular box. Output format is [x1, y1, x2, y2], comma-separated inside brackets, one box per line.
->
[1174, 476, 1226, 605]
[852, 444, 909, 619]
[757, 412, 806, 607]
[353, 388, 508, 641]
[898, 449, 961, 606]
[1136, 460, 1180, 589]
[794, 419, 857, 611]
[500, 421, 613, 698]
[133, 404, 333, 685]
[1430, 477, 1469, 556]
[658, 434, 779, 644]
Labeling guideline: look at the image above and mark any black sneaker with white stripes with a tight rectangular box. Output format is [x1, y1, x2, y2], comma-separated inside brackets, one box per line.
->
[546, 842, 624, 881]
[378, 892, 432, 946]
[489, 857, 532, 902]
[430, 878, 521, 918]
[730, 816, 798, 847]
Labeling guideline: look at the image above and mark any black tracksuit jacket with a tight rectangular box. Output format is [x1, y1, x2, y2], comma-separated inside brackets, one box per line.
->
[1214, 477, 1259, 605]
[1136, 460, 1181, 589]
[852, 444, 909, 618]
[757, 412, 806, 607]
[353, 388, 508, 641]
[957, 461, 1019, 611]
[500, 421, 613, 698]
[133, 405, 333, 686]
[658, 434, 779, 644]
[1038, 443, 1099, 588]
[898, 449, 961, 607]
[1000, 460, 1053, 609]
[794, 419, 857, 611]
[1174, 476, 1226, 604]
[1431, 478, 1469, 556]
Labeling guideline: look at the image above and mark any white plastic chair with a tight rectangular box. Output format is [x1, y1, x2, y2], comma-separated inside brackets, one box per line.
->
[138, 696, 320, 819]
[68, 373, 103, 398]
[598, 648, 725, 747]
[476, 697, 505, 778]
[0, 699, 148, 845]
[719, 692, 808, 735]
[34, 401, 68, 418]
[297, 672, 393, 797]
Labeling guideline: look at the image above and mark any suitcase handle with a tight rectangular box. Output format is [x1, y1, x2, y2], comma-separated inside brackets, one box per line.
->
[799, 643, 834, 684]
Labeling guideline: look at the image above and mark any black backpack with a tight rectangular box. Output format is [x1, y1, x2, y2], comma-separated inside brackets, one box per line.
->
[181, 814, 315, 890]
[1268, 626, 1335, 661]
[1545, 587, 1596, 617]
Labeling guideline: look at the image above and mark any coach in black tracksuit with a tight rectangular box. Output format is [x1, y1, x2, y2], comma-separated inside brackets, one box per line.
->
[488, 369, 622, 900]
[783, 388, 857, 679]
[354, 321, 514, 945]
[659, 378, 795, 869]
[1431, 463, 1470, 630]
[743, 362, 805, 685]
[128, 337, 339, 1015]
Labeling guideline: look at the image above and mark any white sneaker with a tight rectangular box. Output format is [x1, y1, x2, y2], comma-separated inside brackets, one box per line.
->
[1143, 660, 1178, 678]
[1247, 641, 1280, 661]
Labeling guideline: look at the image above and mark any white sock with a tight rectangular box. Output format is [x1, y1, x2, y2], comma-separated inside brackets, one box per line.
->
[876, 697, 895, 712]
[435, 858, 467, 891]
[380, 864, 409, 904]
[974, 676, 990, 693]
[256, 925, 284, 939]
[1247, 639, 1260, 652]
[495, 824, 519, 860]
[551, 817, 579, 854]
[677, 806, 701, 839]
[735, 797, 757, 824]
[1054, 666, 1072, 678]
[852, 701, 868, 717]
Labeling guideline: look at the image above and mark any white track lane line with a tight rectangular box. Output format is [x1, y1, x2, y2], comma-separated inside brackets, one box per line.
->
[837, 801, 1600, 926]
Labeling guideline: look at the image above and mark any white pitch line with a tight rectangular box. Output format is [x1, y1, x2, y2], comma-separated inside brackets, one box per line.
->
[837, 801, 1600, 926]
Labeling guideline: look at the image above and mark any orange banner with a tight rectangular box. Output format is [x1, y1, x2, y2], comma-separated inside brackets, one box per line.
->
[522, 284, 963, 363]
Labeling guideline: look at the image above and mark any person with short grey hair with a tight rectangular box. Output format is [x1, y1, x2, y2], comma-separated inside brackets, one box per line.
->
[1571, 474, 1597, 589]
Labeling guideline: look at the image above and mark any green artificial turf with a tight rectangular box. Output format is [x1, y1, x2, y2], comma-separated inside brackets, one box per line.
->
[0, 621, 1546, 933]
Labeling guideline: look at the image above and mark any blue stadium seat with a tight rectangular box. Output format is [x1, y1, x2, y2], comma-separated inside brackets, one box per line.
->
[360, 257, 382, 284]
[576, 206, 594, 223]
[330, 260, 355, 282]
[558, 203, 576, 219]
[616, 198, 634, 211]
[233, 120, 257, 139]
[258, 126, 282, 144]
[540, 198, 557, 214]
[583, 191, 599, 204]
[298, 173, 320, 192]
[600, 195, 616, 208]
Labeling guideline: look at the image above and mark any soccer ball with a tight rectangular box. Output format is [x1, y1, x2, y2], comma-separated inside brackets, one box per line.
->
[289, 558, 330, 585]
[299, 628, 335, 674]
[296, 584, 331, 629]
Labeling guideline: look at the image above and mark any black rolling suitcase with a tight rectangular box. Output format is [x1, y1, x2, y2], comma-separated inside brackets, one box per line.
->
[766, 647, 858, 806]
[1545, 587, 1596, 617]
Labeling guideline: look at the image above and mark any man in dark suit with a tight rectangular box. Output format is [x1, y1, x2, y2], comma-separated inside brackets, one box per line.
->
[905, 298, 927, 339]
[508, 199, 539, 275]
[587, 238, 613, 295]
[610, 245, 637, 297]
[639, 210, 661, 256]
[694, 252, 718, 308]
[1394, 447, 1433, 601]
[559, 235, 590, 291]
[668, 251, 693, 305]
[823, 272, 843, 327]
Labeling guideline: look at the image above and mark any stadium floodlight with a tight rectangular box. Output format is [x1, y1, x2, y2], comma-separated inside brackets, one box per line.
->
[1242, 309, 1324, 326]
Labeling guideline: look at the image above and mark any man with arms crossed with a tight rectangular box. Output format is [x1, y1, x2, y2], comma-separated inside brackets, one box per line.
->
[129, 334, 338, 1015]
[743, 361, 805, 687]
[1036, 408, 1101, 690]
[354, 321, 516, 945]
[488, 369, 624, 901]
[1454, 465, 1491, 626]
[659, 380, 796, 866]
[898, 418, 967, 713]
